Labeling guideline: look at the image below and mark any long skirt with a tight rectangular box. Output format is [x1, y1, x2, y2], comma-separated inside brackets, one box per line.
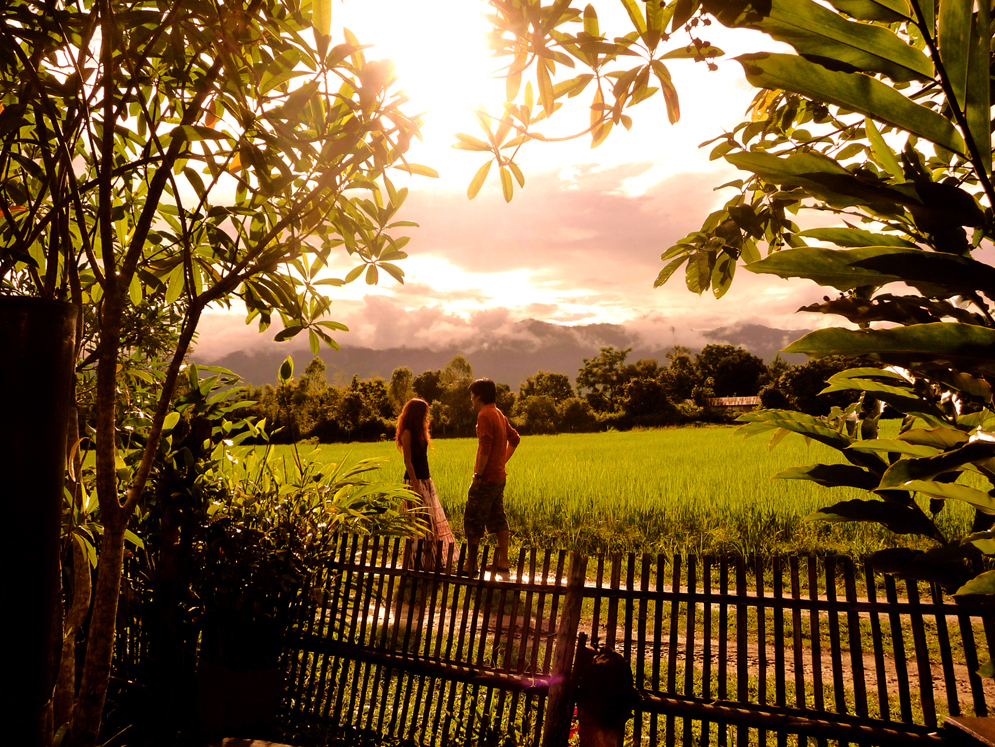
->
[404, 477, 456, 571]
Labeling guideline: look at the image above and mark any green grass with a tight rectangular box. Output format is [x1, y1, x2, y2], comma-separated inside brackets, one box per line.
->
[272, 424, 976, 558]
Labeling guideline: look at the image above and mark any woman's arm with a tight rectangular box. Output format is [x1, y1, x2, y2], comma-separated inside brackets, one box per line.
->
[400, 430, 418, 484]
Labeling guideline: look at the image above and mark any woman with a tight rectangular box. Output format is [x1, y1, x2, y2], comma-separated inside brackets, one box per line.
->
[396, 398, 455, 571]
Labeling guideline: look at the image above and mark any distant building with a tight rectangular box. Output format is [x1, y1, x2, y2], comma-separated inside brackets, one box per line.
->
[705, 396, 760, 414]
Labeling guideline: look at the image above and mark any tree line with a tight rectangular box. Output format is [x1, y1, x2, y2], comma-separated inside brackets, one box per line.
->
[242, 344, 862, 442]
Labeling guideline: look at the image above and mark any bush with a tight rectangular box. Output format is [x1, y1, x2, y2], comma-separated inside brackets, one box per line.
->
[557, 398, 598, 433]
[512, 395, 559, 435]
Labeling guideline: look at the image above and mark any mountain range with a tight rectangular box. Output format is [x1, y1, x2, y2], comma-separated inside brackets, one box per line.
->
[193, 320, 811, 390]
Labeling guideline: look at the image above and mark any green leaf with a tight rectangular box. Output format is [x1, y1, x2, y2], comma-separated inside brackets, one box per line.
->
[312, 0, 331, 42]
[900, 479, 995, 512]
[938, 0, 971, 117]
[453, 132, 492, 151]
[823, 0, 911, 21]
[620, 0, 649, 33]
[848, 439, 941, 458]
[727, 150, 912, 211]
[671, 0, 700, 30]
[797, 227, 917, 248]
[964, 0, 991, 174]
[162, 412, 180, 432]
[900, 428, 971, 450]
[129, 274, 142, 306]
[124, 529, 144, 549]
[655, 256, 687, 288]
[275, 325, 304, 342]
[583, 4, 600, 36]
[500, 165, 514, 202]
[864, 118, 904, 180]
[775, 463, 881, 490]
[467, 160, 491, 200]
[279, 356, 294, 383]
[954, 571, 995, 596]
[735, 53, 966, 156]
[722, 0, 933, 82]
[807, 498, 939, 536]
[784, 323, 995, 375]
[379, 262, 404, 283]
[746, 246, 912, 291]
[711, 252, 736, 298]
[879, 441, 995, 488]
[685, 250, 713, 294]
[737, 409, 856, 452]
[164, 262, 185, 305]
[403, 163, 439, 178]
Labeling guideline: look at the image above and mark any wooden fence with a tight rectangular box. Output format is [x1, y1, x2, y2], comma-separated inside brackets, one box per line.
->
[283, 536, 994, 746]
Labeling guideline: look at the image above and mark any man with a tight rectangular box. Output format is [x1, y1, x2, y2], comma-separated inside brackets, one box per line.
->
[461, 378, 520, 576]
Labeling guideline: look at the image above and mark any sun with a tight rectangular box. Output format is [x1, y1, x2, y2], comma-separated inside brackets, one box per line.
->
[333, 0, 506, 176]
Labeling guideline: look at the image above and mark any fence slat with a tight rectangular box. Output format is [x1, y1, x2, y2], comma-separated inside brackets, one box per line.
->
[718, 557, 729, 747]
[701, 555, 713, 747]
[825, 556, 847, 717]
[789, 557, 805, 713]
[606, 553, 622, 651]
[930, 580, 960, 718]
[843, 556, 868, 719]
[735, 556, 748, 747]
[635, 554, 650, 747]
[884, 573, 914, 723]
[956, 601, 988, 717]
[906, 578, 937, 728]
[684, 555, 698, 747]
[807, 556, 825, 713]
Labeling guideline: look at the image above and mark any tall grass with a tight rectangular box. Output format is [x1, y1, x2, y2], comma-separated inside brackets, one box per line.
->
[278, 425, 975, 558]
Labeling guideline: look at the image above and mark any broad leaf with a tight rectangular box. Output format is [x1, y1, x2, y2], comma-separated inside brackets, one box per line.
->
[898, 479, 995, 512]
[823, 0, 911, 22]
[784, 323, 995, 376]
[807, 498, 939, 537]
[879, 441, 995, 488]
[797, 227, 917, 248]
[900, 428, 971, 450]
[954, 569, 995, 596]
[710, 0, 932, 82]
[736, 53, 967, 155]
[775, 463, 881, 490]
[848, 439, 941, 458]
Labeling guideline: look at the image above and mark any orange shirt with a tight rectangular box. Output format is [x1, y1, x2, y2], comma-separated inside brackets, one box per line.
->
[475, 404, 521, 482]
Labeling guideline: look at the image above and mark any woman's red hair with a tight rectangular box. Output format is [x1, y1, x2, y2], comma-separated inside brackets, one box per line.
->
[396, 398, 431, 450]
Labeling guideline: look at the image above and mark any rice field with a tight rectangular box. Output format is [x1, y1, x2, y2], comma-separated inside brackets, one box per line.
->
[270, 424, 977, 558]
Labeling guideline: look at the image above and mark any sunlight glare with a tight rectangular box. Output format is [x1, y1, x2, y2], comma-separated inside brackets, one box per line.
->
[334, 1, 505, 174]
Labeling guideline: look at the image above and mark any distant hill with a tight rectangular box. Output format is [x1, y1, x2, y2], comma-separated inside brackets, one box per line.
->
[193, 319, 811, 389]
[700, 323, 810, 365]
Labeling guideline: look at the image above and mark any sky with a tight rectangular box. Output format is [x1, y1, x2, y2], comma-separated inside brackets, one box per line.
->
[195, 0, 828, 359]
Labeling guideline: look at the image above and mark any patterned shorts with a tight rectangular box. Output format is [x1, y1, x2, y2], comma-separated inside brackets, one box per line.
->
[464, 478, 508, 539]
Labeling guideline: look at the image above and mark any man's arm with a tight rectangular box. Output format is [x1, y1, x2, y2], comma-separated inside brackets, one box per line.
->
[474, 413, 494, 477]
[504, 420, 521, 463]
[474, 444, 492, 476]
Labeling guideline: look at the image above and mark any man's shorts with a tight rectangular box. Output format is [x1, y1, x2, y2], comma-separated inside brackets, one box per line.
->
[464, 478, 509, 539]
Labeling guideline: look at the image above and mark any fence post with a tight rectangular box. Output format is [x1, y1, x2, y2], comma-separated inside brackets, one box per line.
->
[541, 552, 588, 747]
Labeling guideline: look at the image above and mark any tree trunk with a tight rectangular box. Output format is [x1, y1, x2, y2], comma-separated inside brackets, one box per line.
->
[70, 516, 127, 747]
[0, 297, 77, 747]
